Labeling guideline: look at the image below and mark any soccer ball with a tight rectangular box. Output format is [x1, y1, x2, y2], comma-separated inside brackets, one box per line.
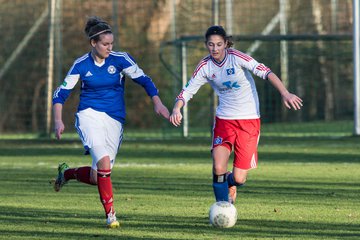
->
[209, 201, 237, 228]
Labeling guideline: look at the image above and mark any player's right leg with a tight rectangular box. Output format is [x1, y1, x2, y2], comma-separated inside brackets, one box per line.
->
[52, 164, 96, 191]
[53, 162, 69, 192]
[212, 145, 231, 202]
[211, 117, 236, 202]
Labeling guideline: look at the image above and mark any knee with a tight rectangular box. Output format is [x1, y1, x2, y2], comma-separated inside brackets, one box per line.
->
[96, 156, 111, 171]
[233, 174, 247, 185]
[213, 163, 227, 175]
[89, 174, 97, 185]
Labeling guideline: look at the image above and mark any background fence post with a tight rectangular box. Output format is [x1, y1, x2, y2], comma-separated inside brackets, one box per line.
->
[46, 0, 56, 137]
[354, 0, 360, 135]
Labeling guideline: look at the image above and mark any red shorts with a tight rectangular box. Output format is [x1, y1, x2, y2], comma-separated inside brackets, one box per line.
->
[212, 117, 260, 170]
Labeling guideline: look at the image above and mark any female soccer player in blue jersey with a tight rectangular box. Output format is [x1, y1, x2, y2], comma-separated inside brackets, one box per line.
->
[169, 26, 303, 205]
[52, 16, 169, 228]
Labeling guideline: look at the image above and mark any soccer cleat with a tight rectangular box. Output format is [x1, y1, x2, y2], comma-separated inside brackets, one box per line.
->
[106, 211, 120, 228]
[227, 171, 237, 204]
[53, 162, 69, 192]
[228, 185, 237, 204]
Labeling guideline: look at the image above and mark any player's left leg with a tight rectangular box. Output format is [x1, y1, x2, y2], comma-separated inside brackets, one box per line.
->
[94, 113, 122, 228]
[229, 118, 260, 203]
[226, 168, 247, 204]
[96, 155, 119, 228]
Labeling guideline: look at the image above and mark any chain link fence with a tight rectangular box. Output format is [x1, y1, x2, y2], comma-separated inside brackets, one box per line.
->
[0, 0, 354, 137]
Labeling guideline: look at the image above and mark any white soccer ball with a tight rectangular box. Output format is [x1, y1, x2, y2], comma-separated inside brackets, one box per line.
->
[209, 201, 237, 228]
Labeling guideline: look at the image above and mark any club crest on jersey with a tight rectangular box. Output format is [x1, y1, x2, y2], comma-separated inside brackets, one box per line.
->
[214, 136, 223, 145]
[226, 68, 235, 75]
[107, 65, 116, 74]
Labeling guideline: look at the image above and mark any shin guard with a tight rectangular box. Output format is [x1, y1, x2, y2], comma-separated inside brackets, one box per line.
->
[212, 173, 229, 202]
[64, 166, 94, 185]
[227, 172, 244, 187]
[97, 169, 114, 216]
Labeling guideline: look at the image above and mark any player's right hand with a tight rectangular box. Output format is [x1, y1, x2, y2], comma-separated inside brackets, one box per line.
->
[54, 119, 65, 140]
[169, 109, 183, 127]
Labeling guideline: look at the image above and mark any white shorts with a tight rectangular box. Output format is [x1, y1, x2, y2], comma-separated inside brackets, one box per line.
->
[75, 108, 123, 170]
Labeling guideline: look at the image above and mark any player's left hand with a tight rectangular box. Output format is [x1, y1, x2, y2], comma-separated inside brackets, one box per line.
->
[155, 103, 170, 119]
[152, 95, 170, 119]
[282, 92, 303, 110]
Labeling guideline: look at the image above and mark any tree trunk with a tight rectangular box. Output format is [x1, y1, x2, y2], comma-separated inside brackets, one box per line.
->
[147, 0, 181, 44]
[31, 79, 46, 132]
[312, 0, 334, 121]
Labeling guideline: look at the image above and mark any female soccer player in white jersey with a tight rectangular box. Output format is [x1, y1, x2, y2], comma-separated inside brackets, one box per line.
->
[169, 26, 303, 205]
[52, 16, 169, 228]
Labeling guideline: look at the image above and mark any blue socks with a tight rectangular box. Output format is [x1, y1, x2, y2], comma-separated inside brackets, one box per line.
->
[212, 173, 229, 202]
[213, 172, 245, 201]
[227, 172, 244, 187]
[227, 172, 236, 186]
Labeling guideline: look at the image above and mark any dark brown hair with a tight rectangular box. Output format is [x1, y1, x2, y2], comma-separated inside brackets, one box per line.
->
[205, 25, 233, 48]
[84, 16, 112, 42]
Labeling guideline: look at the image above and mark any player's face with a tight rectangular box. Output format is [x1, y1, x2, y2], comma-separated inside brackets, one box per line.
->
[206, 35, 227, 62]
[91, 33, 114, 60]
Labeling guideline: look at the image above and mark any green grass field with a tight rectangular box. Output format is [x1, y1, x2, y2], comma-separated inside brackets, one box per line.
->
[0, 122, 359, 239]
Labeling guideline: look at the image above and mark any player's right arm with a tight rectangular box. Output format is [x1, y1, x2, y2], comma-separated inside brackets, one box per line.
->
[52, 61, 81, 139]
[169, 99, 184, 127]
[169, 57, 209, 127]
[53, 103, 64, 140]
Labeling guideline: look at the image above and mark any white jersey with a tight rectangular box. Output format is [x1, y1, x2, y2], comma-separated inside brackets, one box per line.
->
[176, 48, 271, 119]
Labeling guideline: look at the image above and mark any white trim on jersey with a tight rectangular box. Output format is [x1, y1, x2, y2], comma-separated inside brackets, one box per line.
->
[67, 53, 89, 76]
[110, 51, 136, 66]
[62, 74, 80, 90]
[122, 64, 145, 79]
[53, 87, 61, 99]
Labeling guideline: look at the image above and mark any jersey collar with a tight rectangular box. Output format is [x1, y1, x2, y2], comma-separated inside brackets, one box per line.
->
[89, 52, 106, 67]
[210, 50, 228, 67]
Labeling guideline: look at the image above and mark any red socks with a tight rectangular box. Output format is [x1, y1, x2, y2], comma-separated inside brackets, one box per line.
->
[64, 166, 94, 185]
[97, 169, 114, 215]
[63, 167, 115, 216]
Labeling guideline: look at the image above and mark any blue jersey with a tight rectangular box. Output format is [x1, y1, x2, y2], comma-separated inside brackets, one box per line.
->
[53, 51, 158, 123]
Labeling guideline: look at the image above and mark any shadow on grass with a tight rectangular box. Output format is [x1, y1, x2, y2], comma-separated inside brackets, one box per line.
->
[0, 206, 359, 239]
[0, 166, 359, 203]
[0, 137, 359, 164]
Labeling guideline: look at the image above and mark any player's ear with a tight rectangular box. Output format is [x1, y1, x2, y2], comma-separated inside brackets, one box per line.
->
[90, 39, 97, 47]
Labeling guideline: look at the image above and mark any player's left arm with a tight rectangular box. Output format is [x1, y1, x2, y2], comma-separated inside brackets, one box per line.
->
[267, 72, 303, 110]
[121, 53, 169, 119]
[234, 52, 303, 110]
[152, 95, 170, 119]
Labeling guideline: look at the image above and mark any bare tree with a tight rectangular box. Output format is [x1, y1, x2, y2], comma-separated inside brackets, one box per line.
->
[147, 0, 181, 44]
[312, 0, 334, 121]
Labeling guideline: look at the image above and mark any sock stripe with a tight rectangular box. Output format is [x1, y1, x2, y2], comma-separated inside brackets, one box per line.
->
[97, 169, 111, 178]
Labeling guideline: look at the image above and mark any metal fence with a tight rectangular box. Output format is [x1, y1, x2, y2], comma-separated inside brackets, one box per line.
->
[0, 0, 355, 137]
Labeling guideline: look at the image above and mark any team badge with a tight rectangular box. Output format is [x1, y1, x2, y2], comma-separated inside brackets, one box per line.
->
[226, 68, 235, 75]
[107, 65, 116, 74]
[214, 136, 223, 145]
